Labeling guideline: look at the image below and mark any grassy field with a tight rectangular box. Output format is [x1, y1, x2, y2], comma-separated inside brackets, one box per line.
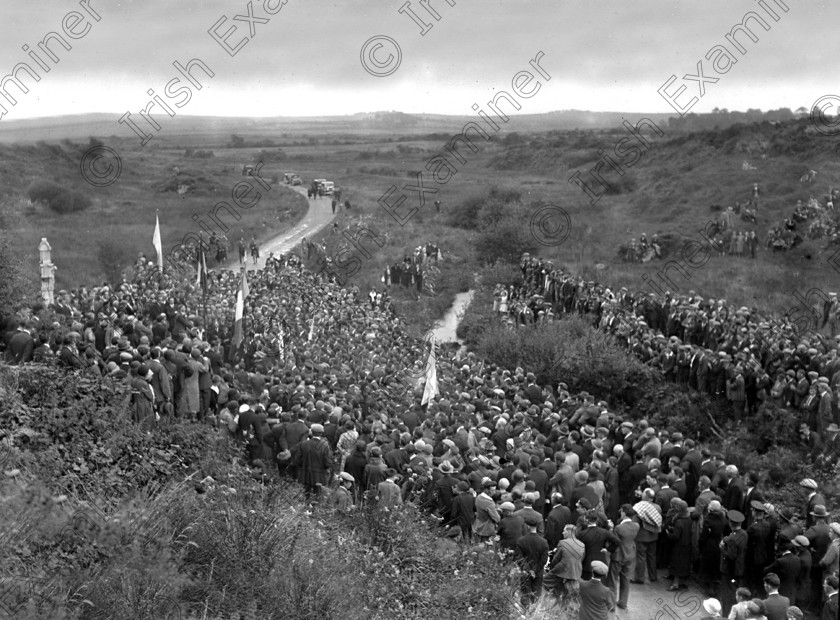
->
[0, 140, 309, 289]
[3, 114, 839, 324]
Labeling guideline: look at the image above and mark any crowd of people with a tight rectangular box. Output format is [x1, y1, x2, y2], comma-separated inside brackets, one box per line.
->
[2, 238, 840, 619]
[381, 242, 442, 296]
[495, 256, 840, 446]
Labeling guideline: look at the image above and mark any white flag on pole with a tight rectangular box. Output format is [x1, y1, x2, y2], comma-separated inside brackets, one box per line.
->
[421, 334, 439, 406]
[153, 214, 163, 270]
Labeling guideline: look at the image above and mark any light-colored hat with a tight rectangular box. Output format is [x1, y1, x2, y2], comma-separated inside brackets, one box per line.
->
[238, 404, 250, 413]
[799, 478, 818, 490]
[590, 561, 608, 577]
[310, 423, 325, 434]
[792, 535, 810, 548]
[702, 598, 721, 615]
[339, 472, 354, 483]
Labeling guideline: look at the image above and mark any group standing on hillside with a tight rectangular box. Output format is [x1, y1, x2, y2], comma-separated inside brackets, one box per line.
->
[2, 222, 840, 619]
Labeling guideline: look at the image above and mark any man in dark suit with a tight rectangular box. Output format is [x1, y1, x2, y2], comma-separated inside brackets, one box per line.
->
[450, 480, 476, 542]
[292, 423, 333, 498]
[579, 561, 616, 620]
[578, 511, 619, 580]
[544, 493, 572, 549]
[607, 504, 640, 610]
[764, 540, 800, 605]
[742, 471, 764, 527]
[799, 478, 826, 528]
[723, 465, 746, 512]
[762, 573, 790, 620]
[5, 324, 34, 365]
[515, 512, 550, 606]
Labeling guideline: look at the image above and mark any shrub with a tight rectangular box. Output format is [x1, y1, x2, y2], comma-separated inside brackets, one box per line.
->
[475, 316, 658, 408]
[27, 181, 92, 214]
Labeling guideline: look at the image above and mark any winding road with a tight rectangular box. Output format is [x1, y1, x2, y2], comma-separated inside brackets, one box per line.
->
[228, 185, 336, 272]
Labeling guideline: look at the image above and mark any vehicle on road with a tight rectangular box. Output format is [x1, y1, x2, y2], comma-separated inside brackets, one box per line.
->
[283, 172, 297, 184]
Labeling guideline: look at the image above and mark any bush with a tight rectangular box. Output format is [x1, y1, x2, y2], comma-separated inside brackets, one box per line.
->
[475, 316, 658, 408]
[27, 181, 91, 214]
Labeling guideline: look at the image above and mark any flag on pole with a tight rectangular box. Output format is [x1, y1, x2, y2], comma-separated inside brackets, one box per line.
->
[152, 214, 163, 270]
[232, 269, 249, 352]
[196, 242, 208, 293]
[308, 316, 316, 342]
[421, 334, 439, 406]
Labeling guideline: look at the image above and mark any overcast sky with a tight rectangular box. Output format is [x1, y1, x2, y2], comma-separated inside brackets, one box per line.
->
[0, 0, 832, 120]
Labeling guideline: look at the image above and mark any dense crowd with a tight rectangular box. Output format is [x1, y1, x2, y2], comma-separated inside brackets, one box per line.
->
[496, 256, 840, 448]
[1, 243, 839, 619]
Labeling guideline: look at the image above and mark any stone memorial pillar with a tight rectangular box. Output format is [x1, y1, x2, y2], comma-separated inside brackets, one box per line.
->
[38, 237, 56, 307]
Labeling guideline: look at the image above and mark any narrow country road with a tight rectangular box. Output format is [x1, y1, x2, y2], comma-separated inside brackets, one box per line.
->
[227, 185, 336, 272]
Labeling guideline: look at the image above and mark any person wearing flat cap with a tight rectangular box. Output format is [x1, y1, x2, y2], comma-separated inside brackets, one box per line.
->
[333, 472, 355, 513]
[720, 510, 748, 616]
[805, 505, 832, 612]
[799, 478, 826, 529]
[292, 422, 333, 498]
[578, 559, 615, 620]
[699, 597, 722, 619]
[515, 510, 550, 606]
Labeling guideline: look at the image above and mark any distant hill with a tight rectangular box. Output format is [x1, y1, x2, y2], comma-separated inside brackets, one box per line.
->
[0, 108, 803, 144]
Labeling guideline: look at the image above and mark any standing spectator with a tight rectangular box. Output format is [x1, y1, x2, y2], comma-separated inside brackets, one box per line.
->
[249, 237, 259, 265]
[333, 472, 355, 513]
[578, 561, 615, 620]
[819, 522, 840, 578]
[665, 497, 693, 591]
[129, 364, 156, 430]
[376, 468, 403, 508]
[450, 480, 476, 542]
[806, 505, 832, 611]
[720, 510, 748, 616]
[763, 572, 790, 620]
[700, 598, 723, 619]
[238, 237, 246, 265]
[293, 423, 333, 498]
[607, 504, 639, 611]
[516, 512, 550, 606]
[632, 488, 662, 585]
[545, 524, 585, 607]
[474, 479, 501, 543]
[764, 538, 802, 606]
[821, 575, 838, 620]
[545, 493, 573, 549]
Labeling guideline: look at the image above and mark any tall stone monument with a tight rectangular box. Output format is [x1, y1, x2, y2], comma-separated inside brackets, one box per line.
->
[38, 237, 56, 307]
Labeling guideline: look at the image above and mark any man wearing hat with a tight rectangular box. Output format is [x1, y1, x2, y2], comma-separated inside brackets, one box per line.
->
[578, 559, 615, 620]
[129, 363, 156, 430]
[699, 597, 722, 619]
[720, 510, 748, 616]
[515, 511, 550, 606]
[333, 472, 355, 513]
[806, 505, 832, 612]
[746, 500, 775, 592]
[292, 422, 333, 498]
[474, 478, 501, 544]
[799, 479, 826, 528]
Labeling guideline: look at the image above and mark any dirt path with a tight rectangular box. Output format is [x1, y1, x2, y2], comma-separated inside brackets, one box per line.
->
[226, 186, 336, 272]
